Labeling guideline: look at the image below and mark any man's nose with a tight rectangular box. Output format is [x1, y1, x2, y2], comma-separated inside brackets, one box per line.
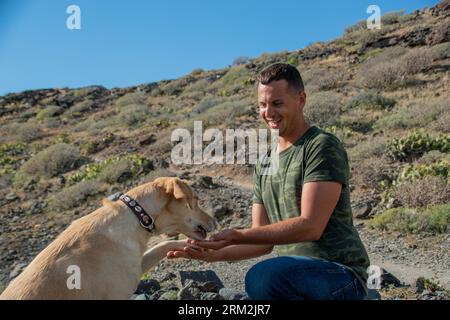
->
[265, 104, 276, 118]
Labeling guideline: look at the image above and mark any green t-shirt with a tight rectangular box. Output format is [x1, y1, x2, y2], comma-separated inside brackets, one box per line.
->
[253, 126, 370, 292]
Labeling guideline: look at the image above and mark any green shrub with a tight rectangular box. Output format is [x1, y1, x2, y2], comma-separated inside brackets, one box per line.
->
[115, 92, 147, 109]
[82, 133, 115, 155]
[397, 160, 449, 182]
[346, 91, 396, 110]
[51, 180, 103, 210]
[15, 143, 85, 185]
[68, 154, 151, 184]
[374, 100, 449, 131]
[70, 99, 94, 115]
[387, 131, 450, 162]
[393, 175, 449, 208]
[368, 204, 450, 234]
[286, 54, 299, 66]
[36, 105, 64, 121]
[304, 92, 342, 127]
[0, 142, 27, 176]
[118, 103, 150, 126]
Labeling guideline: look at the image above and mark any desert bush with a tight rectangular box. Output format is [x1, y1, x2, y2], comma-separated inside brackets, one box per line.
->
[36, 105, 64, 121]
[118, 103, 150, 126]
[69, 99, 94, 115]
[374, 100, 449, 131]
[350, 155, 398, 191]
[15, 123, 44, 142]
[418, 151, 450, 165]
[115, 92, 147, 110]
[344, 20, 366, 34]
[346, 90, 396, 110]
[381, 10, 404, 25]
[302, 67, 345, 91]
[304, 92, 343, 127]
[51, 180, 103, 210]
[68, 154, 151, 184]
[82, 133, 115, 155]
[432, 41, 450, 60]
[348, 135, 389, 161]
[183, 79, 210, 96]
[360, 60, 403, 90]
[387, 131, 450, 162]
[368, 204, 450, 234]
[393, 175, 449, 208]
[191, 96, 226, 114]
[430, 112, 450, 134]
[398, 47, 435, 75]
[15, 143, 85, 185]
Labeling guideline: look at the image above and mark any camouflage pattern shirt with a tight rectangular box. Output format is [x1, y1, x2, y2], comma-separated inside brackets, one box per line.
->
[253, 126, 370, 292]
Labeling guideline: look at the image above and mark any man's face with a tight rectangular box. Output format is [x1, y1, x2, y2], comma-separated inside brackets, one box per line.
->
[257, 79, 305, 137]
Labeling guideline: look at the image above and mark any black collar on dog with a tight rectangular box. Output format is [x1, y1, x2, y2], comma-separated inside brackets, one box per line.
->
[119, 194, 155, 232]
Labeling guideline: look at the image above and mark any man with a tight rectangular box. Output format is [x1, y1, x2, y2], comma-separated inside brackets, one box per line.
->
[168, 63, 370, 300]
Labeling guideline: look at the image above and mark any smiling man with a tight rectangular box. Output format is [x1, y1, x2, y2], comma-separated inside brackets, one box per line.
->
[168, 63, 370, 300]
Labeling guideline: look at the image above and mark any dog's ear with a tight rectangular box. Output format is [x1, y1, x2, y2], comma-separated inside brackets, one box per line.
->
[154, 177, 195, 209]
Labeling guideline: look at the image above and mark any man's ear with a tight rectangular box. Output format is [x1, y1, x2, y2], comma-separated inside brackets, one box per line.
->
[154, 177, 195, 209]
[298, 91, 306, 110]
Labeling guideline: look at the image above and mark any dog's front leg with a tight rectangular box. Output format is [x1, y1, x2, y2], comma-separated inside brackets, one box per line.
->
[141, 240, 186, 273]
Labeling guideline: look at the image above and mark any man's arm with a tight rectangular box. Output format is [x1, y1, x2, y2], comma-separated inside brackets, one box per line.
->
[192, 181, 341, 250]
[167, 203, 273, 262]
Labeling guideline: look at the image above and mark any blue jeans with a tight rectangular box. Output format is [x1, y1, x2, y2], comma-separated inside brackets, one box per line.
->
[245, 256, 367, 300]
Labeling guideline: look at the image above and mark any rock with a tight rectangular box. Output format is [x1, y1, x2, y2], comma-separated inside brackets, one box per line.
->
[107, 192, 123, 201]
[200, 292, 224, 300]
[352, 203, 372, 219]
[198, 281, 222, 293]
[9, 262, 27, 279]
[219, 288, 248, 300]
[5, 193, 18, 201]
[211, 205, 229, 219]
[138, 134, 157, 146]
[134, 294, 150, 300]
[159, 290, 179, 300]
[135, 279, 161, 294]
[414, 277, 427, 293]
[177, 280, 202, 300]
[178, 270, 224, 289]
[380, 269, 402, 288]
[193, 176, 215, 189]
[161, 272, 177, 282]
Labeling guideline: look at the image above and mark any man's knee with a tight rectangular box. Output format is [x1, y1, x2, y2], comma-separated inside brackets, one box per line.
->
[245, 258, 291, 300]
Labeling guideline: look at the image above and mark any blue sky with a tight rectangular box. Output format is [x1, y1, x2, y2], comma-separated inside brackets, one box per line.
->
[0, 0, 440, 95]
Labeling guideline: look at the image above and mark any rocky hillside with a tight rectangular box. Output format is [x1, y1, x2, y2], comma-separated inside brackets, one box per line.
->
[0, 1, 449, 299]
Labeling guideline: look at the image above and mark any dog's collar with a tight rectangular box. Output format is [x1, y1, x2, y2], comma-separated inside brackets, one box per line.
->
[119, 194, 155, 232]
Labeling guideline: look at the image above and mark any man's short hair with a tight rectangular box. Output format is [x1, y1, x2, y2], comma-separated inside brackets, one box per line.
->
[257, 63, 304, 93]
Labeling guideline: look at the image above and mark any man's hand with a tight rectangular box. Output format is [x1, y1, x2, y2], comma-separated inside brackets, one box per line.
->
[166, 240, 217, 262]
[189, 229, 242, 250]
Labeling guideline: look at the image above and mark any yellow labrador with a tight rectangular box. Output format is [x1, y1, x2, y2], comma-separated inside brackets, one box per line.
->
[0, 177, 216, 300]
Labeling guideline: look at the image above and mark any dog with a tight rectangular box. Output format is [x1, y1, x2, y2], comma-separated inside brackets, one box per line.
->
[0, 177, 216, 300]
